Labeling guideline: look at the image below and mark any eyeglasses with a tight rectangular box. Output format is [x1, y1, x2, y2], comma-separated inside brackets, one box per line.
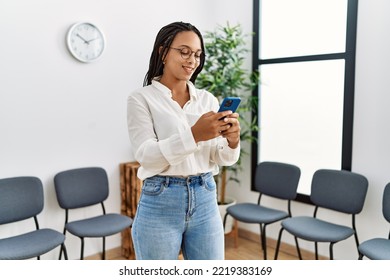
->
[170, 47, 203, 62]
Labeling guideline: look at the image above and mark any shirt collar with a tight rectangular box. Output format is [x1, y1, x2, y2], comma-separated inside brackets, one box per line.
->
[151, 79, 199, 101]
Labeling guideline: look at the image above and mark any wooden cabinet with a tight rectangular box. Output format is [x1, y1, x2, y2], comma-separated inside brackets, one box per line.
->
[120, 162, 142, 259]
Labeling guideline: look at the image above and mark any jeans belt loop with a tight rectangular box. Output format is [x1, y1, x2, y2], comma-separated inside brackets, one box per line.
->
[165, 176, 169, 187]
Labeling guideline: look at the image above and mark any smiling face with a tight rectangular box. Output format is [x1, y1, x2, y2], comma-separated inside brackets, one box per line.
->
[161, 31, 202, 83]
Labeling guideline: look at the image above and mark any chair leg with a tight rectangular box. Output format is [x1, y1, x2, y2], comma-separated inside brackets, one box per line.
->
[315, 242, 319, 260]
[274, 227, 284, 260]
[259, 224, 264, 250]
[80, 238, 85, 260]
[222, 213, 228, 230]
[102, 237, 106, 260]
[353, 232, 360, 256]
[329, 242, 334, 260]
[294, 237, 303, 260]
[59, 242, 64, 260]
[59, 230, 67, 260]
[62, 244, 69, 260]
[358, 253, 363, 260]
[260, 224, 267, 260]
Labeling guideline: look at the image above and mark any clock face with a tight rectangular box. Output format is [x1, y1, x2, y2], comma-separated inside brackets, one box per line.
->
[67, 22, 105, 63]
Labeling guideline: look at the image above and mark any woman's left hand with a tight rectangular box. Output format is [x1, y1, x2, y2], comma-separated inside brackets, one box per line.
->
[220, 112, 240, 149]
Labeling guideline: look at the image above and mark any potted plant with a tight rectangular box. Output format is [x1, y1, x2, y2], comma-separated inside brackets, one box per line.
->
[196, 23, 260, 231]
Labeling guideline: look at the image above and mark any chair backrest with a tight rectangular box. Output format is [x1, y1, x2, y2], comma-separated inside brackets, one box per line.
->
[254, 161, 301, 200]
[383, 183, 390, 223]
[54, 167, 109, 209]
[0, 177, 44, 225]
[310, 169, 368, 214]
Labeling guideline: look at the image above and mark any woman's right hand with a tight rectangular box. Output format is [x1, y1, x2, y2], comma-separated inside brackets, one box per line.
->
[191, 111, 233, 143]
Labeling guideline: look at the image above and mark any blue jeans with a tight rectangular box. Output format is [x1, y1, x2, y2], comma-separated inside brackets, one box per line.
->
[131, 172, 224, 260]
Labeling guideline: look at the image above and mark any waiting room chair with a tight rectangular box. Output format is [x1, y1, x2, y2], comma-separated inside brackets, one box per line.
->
[358, 182, 390, 259]
[54, 167, 133, 260]
[223, 161, 301, 259]
[274, 169, 368, 260]
[0, 176, 67, 260]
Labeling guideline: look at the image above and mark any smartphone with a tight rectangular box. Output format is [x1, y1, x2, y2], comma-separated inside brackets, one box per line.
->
[218, 97, 241, 113]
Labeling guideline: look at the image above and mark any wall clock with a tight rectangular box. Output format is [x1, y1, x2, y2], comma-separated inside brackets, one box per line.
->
[66, 22, 105, 63]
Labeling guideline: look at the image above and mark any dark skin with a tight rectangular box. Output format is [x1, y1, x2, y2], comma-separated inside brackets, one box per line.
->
[159, 31, 240, 149]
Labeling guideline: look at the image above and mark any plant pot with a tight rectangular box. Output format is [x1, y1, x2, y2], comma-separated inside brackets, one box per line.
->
[218, 196, 236, 234]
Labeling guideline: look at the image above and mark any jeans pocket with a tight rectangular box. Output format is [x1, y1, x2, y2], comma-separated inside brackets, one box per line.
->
[204, 176, 217, 192]
[142, 181, 165, 196]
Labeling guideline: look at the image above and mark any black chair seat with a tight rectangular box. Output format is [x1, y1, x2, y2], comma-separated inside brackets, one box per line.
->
[227, 203, 289, 224]
[66, 213, 132, 237]
[282, 216, 354, 242]
[0, 229, 65, 260]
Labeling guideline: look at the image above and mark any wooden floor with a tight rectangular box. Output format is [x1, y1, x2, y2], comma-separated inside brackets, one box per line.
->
[225, 234, 298, 260]
[86, 230, 324, 260]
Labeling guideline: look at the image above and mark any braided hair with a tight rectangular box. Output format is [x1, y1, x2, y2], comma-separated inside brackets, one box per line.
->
[143, 22, 205, 86]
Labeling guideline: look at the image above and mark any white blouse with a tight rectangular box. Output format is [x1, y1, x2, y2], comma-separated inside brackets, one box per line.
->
[127, 80, 240, 180]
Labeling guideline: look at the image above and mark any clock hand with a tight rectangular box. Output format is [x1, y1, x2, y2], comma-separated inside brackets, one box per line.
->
[87, 37, 99, 43]
[76, 33, 89, 44]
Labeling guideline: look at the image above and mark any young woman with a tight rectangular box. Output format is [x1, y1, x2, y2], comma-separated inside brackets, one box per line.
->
[127, 21, 241, 260]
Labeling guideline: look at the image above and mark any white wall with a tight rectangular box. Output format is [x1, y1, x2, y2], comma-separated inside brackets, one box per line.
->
[1, 0, 389, 260]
